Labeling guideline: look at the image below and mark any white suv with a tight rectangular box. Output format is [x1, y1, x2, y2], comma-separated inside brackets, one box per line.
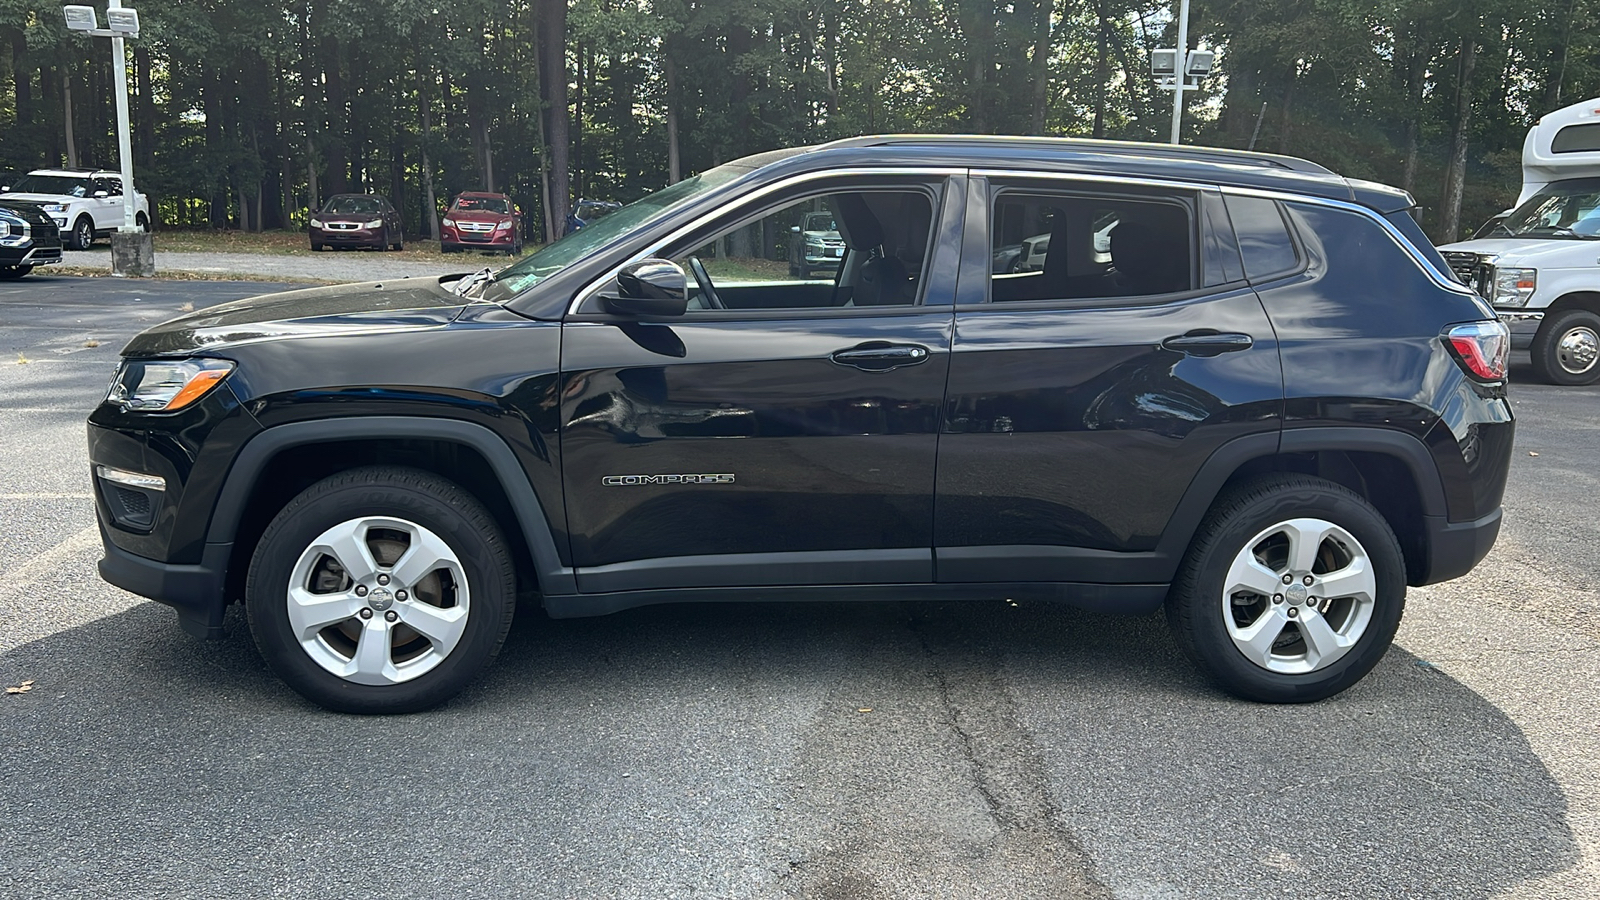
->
[0, 169, 150, 250]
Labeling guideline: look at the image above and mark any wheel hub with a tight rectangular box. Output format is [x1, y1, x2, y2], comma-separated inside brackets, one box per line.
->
[1557, 327, 1599, 375]
[366, 587, 394, 612]
[1285, 583, 1309, 606]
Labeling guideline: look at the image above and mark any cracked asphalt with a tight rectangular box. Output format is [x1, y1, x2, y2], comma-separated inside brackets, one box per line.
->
[0, 275, 1596, 899]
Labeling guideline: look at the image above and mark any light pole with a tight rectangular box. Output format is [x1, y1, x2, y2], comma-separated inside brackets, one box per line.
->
[1152, 0, 1215, 145]
[64, 2, 154, 276]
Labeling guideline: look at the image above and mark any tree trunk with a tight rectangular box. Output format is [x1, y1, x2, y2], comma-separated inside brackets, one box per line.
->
[1092, 0, 1108, 138]
[665, 47, 681, 184]
[540, 0, 571, 239]
[419, 68, 440, 240]
[322, 35, 348, 196]
[62, 70, 78, 168]
[1029, 0, 1055, 135]
[1439, 37, 1478, 242]
[134, 47, 155, 170]
[1544, 0, 1578, 109]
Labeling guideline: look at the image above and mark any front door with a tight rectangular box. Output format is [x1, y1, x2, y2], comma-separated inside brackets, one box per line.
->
[560, 174, 962, 593]
[936, 176, 1283, 587]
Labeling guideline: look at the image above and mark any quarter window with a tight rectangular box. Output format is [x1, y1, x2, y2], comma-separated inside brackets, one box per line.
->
[1224, 195, 1299, 281]
[989, 190, 1196, 303]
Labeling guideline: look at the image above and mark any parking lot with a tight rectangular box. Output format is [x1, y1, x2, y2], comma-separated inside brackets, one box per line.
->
[1, 273, 1596, 899]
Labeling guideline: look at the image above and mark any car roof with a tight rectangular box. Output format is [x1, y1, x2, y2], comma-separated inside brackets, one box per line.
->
[457, 191, 509, 199]
[729, 135, 1414, 214]
[27, 168, 120, 178]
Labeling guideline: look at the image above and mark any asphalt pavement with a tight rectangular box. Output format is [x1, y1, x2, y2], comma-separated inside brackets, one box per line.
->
[0, 275, 1596, 899]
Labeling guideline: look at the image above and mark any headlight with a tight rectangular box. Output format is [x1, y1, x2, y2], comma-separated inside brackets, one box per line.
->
[1492, 267, 1536, 307]
[107, 359, 235, 412]
[442, 218, 456, 227]
[494, 220, 510, 230]
[309, 218, 324, 228]
[365, 219, 384, 229]
[44, 203, 66, 213]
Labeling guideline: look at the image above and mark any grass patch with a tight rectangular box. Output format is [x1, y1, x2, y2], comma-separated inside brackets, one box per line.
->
[147, 229, 534, 264]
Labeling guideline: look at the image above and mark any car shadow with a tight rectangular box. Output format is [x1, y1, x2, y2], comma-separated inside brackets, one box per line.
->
[0, 596, 1578, 899]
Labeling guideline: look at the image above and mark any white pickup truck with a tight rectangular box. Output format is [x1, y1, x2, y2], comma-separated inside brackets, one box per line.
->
[0, 168, 150, 251]
[1439, 96, 1600, 384]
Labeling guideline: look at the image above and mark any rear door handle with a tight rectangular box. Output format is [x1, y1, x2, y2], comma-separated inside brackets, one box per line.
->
[829, 342, 931, 372]
[1161, 332, 1254, 357]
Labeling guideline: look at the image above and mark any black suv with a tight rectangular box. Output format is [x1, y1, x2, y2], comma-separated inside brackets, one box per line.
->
[89, 137, 1514, 713]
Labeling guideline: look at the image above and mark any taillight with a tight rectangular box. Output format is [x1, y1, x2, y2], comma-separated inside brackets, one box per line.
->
[1444, 321, 1510, 382]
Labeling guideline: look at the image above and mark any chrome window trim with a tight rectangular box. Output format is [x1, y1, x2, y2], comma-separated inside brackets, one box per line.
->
[567, 166, 965, 315]
[969, 168, 1472, 297]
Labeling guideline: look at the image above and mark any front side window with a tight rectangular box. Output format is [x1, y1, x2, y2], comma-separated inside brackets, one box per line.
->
[667, 189, 935, 311]
[990, 189, 1196, 303]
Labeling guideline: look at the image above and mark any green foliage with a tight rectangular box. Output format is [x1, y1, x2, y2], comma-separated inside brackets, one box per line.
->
[1, 0, 1591, 240]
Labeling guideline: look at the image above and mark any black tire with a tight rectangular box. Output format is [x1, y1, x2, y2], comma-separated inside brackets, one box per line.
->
[69, 216, 94, 251]
[310, 243, 323, 252]
[0, 265, 31, 279]
[392, 240, 404, 251]
[1166, 474, 1406, 703]
[135, 212, 150, 232]
[245, 466, 516, 714]
[1528, 309, 1600, 385]
[442, 245, 459, 254]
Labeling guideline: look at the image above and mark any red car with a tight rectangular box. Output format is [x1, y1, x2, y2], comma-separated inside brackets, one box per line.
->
[309, 193, 404, 251]
[441, 192, 524, 255]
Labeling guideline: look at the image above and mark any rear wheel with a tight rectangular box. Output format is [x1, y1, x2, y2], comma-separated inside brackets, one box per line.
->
[135, 212, 150, 232]
[1529, 309, 1600, 385]
[1166, 475, 1406, 703]
[245, 466, 516, 714]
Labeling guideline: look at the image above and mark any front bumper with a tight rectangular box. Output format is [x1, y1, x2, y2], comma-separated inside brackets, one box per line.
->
[0, 243, 62, 267]
[311, 227, 383, 247]
[1497, 310, 1542, 350]
[98, 528, 232, 638]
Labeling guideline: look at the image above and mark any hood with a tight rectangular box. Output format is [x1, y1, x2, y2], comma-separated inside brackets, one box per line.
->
[122, 278, 471, 357]
[0, 193, 74, 205]
[801, 229, 842, 241]
[1437, 237, 1600, 268]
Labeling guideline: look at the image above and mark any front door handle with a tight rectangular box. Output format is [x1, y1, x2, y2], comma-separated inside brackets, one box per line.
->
[829, 341, 931, 372]
[1161, 331, 1254, 357]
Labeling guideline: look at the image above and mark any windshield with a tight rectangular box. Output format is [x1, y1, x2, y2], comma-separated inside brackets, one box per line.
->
[6, 174, 93, 197]
[455, 196, 510, 214]
[1495, 178, 1600, 239]
[803, 213, 838, 232]
[324, 196, 383, 216]
[490, 168, 745, 296]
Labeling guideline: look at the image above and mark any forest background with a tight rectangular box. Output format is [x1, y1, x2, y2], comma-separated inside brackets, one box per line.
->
[1, 0, 1592, 244]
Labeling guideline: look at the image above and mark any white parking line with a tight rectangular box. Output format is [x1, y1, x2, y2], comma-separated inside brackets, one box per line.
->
[0, 493, 93, 500]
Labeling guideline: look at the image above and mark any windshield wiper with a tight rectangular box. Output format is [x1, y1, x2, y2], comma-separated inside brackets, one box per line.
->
[452, 267, 497, 297]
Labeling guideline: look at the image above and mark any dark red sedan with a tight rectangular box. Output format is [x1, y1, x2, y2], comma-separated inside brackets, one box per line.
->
[310, 194, 403, 251]
[441, 192, 523, 255]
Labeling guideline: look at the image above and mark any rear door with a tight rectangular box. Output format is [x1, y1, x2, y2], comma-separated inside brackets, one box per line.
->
[935, 174, 1282, 587]
[559, 172, 965, 593]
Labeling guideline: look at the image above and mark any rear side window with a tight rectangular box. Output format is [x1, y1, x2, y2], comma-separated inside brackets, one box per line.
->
[1224, 195, 1299, 281]
[1553, 123, 1600, 153]
[988, 189, 1196, 303]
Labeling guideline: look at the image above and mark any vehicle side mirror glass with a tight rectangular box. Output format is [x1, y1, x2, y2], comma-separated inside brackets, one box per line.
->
[790, 225, 801, 233]
[603, 258, 688, 317]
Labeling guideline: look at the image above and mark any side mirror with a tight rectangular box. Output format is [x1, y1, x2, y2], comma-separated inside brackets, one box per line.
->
[790, 225, 801, 233]
[94, 190, 109, 198]
[602, 258, 688, 316]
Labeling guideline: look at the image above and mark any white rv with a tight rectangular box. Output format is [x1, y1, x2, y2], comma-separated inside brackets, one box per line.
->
[1439, 96, 1600, 384]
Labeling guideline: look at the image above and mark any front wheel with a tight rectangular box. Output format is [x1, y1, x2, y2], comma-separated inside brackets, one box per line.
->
[1529, 309, 1600, 385]
[245, 466, 516, 714]
[69, 216, 94, 250]
[1166, 475, 1406, 703]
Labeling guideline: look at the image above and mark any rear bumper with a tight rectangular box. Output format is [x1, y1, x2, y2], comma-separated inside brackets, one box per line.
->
[98, 525, 232, 639]
[1417, 508, 1502, 585]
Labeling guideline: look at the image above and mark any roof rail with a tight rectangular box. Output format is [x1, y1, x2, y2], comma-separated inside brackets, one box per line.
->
[815, 134, 1335, 175]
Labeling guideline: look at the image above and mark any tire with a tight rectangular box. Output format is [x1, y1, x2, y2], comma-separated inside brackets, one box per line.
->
[0, 265, 32, 279]
[135, 212, 150, 232]
[1166, 474, 1406, 703]
[245, 466, 517, 714]
[310, 243, 323, 252]
[392, 240, 404, 251]
[1529, 309, 1600, 385]
[442, 245, 459, 254]
[69, 216, 94, 251]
